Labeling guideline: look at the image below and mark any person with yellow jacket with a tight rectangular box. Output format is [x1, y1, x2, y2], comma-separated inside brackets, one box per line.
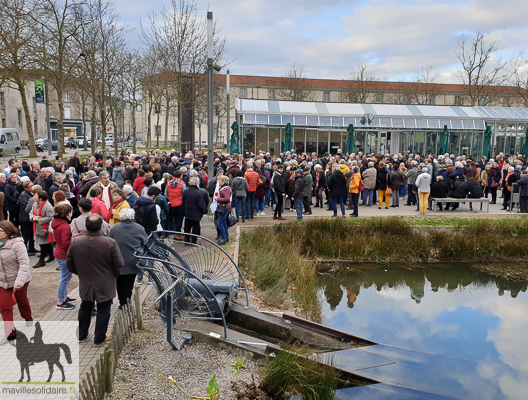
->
[106, 188, 131, 226]
[348, 166, 361, 218]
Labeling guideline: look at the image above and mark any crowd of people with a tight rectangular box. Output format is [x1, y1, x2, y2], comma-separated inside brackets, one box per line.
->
[1, 146, 528, 347]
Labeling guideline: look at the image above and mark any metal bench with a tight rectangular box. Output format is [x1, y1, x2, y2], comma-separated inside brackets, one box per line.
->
[134, 231, 249, 348]
[429, 197, 490, 213]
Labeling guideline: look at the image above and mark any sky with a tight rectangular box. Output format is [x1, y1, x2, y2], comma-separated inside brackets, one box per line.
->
[114, 0, 528, 84]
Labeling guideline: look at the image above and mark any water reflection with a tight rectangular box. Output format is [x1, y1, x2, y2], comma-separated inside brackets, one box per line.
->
[319, 265, 528, 400]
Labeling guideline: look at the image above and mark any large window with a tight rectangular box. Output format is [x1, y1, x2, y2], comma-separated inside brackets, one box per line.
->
[306, 130, 317, 155]
[426, 131, 437, 155]
[243, 127, 255, 154]
[268, 90, 275, 100]
[329, 131, 341, 154]
[255, 127, 268, 153]
[460, 132, 471, 157]
[268, 128, 280, 155]
[294, 128, 305, 154]
[355, 131, 366, 154]
[318, 131, 328, 156]
[324, 92, 330, 102]
[471, 131, 483, 159]
[17, 110, 22, 126]
[414, 131, 425, 155]
[366, 131, 378, 154]
[449, 132, 460, 156]
[240, 88, 247, 98]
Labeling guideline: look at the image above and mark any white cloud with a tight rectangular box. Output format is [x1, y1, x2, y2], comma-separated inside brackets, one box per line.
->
[112, 0, 528, 83]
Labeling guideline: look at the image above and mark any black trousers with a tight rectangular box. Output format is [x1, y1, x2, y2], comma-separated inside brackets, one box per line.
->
[116, 274, 137, 308]
[351, 192, 359, 216]
[170, 205, 185, 232]
[184, 219, 200, 243]
[20, 221, 35, 250]
[78, 298, 112, 344]
[302, 196, 311, 213]
[39, 243, 53, 261]
[274, 194, 283, 217]
[8, 211, 19, 229]
[520, 196, 528, 213]
[490, 187, 498, 203]
[406, 189, 416, 205]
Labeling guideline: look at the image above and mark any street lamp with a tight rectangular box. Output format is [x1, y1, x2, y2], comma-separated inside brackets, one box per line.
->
[226, 70, 230, 152]
[41, 76, 52, 156]
[207, 11, 214, 181]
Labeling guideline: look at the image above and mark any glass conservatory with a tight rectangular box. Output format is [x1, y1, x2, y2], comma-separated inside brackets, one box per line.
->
[234, 99, 528, 158]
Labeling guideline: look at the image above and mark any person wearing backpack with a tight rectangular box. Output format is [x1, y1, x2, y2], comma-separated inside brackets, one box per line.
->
[166, 170, 186, 236]
[133, 186, 160, 236]
[5, 173, 19, 228]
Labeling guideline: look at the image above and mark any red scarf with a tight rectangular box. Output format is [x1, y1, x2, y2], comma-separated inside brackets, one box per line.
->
[33, 200, 53, 242]
[106, 198, 124, 222]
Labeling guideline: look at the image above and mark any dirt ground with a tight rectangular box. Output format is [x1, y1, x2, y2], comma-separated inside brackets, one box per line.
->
[13, 269, 79, 321]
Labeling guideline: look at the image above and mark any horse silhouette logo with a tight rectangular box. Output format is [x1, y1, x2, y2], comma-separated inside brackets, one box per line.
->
[13, 322, 72, 382]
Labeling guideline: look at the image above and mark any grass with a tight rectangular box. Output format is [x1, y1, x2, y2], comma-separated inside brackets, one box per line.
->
[261, 344, 339, 400]
[239, 228, 321, 322]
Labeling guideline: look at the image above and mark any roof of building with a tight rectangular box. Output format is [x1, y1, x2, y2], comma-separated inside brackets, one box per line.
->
[236, 99, 528, 131]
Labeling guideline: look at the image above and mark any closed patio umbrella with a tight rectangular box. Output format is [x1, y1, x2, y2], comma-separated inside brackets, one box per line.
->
[521, 126, 528, 160]
[345, 124, 355, 154]
[283, 123, 293, 152]
[482, 125, 492, 161]
[438, 125, 449, 155]
[230, 121, 240, 154]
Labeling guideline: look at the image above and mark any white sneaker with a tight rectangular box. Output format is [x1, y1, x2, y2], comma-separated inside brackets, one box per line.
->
[260, 212, 266, 216]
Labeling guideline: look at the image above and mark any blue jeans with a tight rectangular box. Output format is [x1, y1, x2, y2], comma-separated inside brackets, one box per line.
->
[264, 189, 272, 206]
[294, 198, 303, 219]
[57, 258, 72, 303]
[362, 189, 374, 205]
[246, 192, 256, 218]
[217, 209, 229, 241]
[400, 183, 408, 197]
[332, 197, 345, 216]
[256, 198, 264, 212]
[234, 196, 247, 221]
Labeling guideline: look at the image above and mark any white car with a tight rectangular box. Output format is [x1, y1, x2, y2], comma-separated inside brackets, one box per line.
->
[194, 140, 208, 148]
[104, 137, 114, 147]
[76, 136, 92, 147]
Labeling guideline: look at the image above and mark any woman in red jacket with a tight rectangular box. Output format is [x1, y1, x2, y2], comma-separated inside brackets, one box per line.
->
[133, 169, 146, 195]
[51, 203, 76, 310]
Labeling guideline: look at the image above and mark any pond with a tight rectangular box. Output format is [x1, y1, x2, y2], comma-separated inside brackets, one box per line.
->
[317, 265, 528, 400]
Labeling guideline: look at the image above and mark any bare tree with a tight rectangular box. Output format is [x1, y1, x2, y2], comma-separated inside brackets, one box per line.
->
[122, 50, 145, 154]
[342, 61, 378, 103]
[0, 0, 39, 156]
[31, 0, 89, 157]
[456, 32, 509, 106]
[277, 64, 314, 101]
[407, 66, 441, 105]
[387, 79, 413, 105]
[510, 51, 528, 107]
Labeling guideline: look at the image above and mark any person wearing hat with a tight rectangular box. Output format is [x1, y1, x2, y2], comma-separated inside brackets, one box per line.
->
[272, 165, 286, 220]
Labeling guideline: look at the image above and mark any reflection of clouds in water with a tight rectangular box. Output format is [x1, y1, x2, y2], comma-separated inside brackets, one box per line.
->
[319, 272, 528, 400]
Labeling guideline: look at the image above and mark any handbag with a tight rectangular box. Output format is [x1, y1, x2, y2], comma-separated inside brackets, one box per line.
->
[216, 203, 226, 214]
[491, 180, 499, 188]
[227, 211, 237, 228]
[385, 174, 392, 195]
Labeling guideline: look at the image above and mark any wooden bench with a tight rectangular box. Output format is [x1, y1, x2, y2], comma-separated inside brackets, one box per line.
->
[429, 197, 490, 213]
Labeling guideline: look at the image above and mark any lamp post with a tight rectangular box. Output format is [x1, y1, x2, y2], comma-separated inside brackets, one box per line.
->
[226, 70, 230, 152]
[42, 76, 52, 156]
[207, 11, 214, 181]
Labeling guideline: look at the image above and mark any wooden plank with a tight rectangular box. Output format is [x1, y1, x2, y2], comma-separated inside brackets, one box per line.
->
[105, 349, 115, 393]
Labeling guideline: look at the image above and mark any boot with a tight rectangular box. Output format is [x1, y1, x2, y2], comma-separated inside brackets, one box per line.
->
[33, 257, 46, 268]
[45, 255, 55, 263]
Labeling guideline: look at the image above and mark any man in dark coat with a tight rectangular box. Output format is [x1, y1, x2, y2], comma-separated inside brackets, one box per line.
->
[134, 186, 160, 235]
[292, 169, 305, 221]
[446, 178, 469, 211]
[70, 152, 82, 176]
[182, 176, 206, 244]
[326, 164, 347, 218]
[66, 215, 124, 346]
[78, 170, 100, 198]
[272, 165, 285, 220]
[430, 176, 449, 211]
[109, 209, 148, 308]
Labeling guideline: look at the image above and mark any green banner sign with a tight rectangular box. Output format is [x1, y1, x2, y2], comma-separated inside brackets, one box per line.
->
[34, 80, 44, 104]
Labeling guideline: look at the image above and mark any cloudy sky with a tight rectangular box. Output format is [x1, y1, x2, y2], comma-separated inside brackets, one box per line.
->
[115, 0, 528, 83]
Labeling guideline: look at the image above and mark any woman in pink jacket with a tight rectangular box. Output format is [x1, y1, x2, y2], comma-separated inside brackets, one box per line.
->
[0, 220, 32, 345]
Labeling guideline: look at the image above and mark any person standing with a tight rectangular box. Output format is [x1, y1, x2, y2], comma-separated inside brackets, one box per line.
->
[414, 167, 432, 215]
[166, 170, 186, 235]
[66, 215, 123, 346]
[182, 177, 206, 243]
[302, 167, 312, 215]
[51, 203, 76, 310]
[18, 181, 37, 255]
[376, 162, 390, 210]
[326, 164, 347, 218]
[292, 169, 305, 221]
[272, 165, 286, 220]
[244, 163, 259, 220]
[30, 191, 54, 268]
[106, 189, 130, 226]
[348, 166, 361, 218]
[109, 209, 148, 308]
[0, 221, 32, 346]
[215, 175, 232, 245]
[231, 170, 248, 223]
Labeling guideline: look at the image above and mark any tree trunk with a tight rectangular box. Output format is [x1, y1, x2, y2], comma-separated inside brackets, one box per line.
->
[56, 86, 65, 157]
[164, 97, 170, 148]
[111, 112, 118, 157]
[18, 81, 37, 157]
[146, 94, 152, 150]
[132, 105, 137, 154]
[90, 109, 96, 157]
[82, 95, 87, 151]
[155, 109, 160, 148]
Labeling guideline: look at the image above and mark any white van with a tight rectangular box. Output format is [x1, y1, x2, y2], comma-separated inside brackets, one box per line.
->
[0, 128, 21, 157]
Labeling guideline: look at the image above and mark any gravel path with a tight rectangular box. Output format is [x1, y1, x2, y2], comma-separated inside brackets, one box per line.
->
[104, 291, 264, 400]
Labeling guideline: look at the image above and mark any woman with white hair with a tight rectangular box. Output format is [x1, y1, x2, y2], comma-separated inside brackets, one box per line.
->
[109, 208, 148, 308]
[414, 166, 432, 215]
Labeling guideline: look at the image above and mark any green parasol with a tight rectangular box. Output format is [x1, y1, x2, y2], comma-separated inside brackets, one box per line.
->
[230, 121, 240, 154]
[482, 125, 493, 161]
[521, 126, 528, 160]
[438, 125, 450, 155]
[344, 124, 355, 154]
[283, 123, 293, 152]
